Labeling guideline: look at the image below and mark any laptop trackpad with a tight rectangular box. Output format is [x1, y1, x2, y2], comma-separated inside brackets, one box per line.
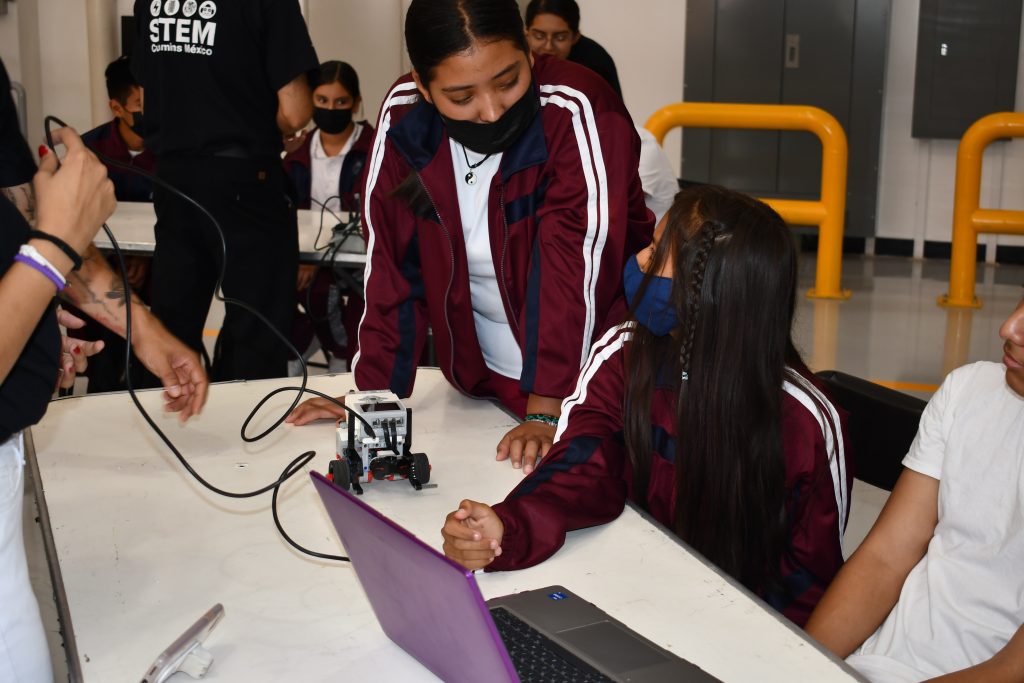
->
[557, 620, 670, 673]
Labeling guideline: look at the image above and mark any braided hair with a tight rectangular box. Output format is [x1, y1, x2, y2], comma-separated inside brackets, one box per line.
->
[623, 184, 809, 597]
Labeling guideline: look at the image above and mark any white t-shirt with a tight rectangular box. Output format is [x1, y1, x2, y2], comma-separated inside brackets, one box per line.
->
[311, 122, 363, 214]
[636, 125, 678, 225]
[847, 361, 1024, 683]
[449, 139, 522, 380]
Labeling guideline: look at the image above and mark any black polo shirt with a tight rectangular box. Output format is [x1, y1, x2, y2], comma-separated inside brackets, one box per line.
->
[569, 35, 623, 98]
[0, 60, 59, 443]
[132, 0, 319, 159]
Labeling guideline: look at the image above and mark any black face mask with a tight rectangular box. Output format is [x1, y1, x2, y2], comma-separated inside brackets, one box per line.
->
[127, 110, 145, 138]
[313, 107, 354, 135]
[440, 82, 540, 155]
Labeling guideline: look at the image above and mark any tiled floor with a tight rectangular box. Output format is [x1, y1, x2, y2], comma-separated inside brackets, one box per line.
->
[23, 253, 1024, 681]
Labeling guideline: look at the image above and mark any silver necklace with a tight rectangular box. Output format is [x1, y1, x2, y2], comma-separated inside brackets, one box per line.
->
[461, 144, 492, 185]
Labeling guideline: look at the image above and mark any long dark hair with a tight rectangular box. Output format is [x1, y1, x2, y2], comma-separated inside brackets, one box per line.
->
[624, 184, 809, 595]
[524, 0, 581, 33]
[311, 60, 361, 100]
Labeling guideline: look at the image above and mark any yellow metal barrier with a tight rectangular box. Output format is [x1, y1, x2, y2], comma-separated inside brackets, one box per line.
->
[939, 112, 1024, 309]
[645, 103, 850, 299]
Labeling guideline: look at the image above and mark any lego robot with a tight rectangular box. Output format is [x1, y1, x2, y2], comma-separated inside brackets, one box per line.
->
[327, 391, 431, 494]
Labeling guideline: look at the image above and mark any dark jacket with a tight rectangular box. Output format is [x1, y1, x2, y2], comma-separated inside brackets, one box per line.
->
[489, 323, 854, 627]
[282, 122, 374, 212]
[352, 54, 653, 403]
[81, 119, 155, 202]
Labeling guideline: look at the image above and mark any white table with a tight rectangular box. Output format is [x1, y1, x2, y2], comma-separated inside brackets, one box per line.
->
[96, 201, 366, 266]
[27, 370, 864, 682]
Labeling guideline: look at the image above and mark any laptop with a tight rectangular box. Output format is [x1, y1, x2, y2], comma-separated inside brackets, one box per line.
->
[310, 472, 720, 682]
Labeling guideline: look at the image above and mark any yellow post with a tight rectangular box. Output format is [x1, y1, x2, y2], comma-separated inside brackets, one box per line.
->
[939, 112, 1024, 309]
[645, 103, 851, 299]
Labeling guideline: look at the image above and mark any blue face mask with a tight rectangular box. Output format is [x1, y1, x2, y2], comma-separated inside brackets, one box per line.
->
[623, 255, 677, 336]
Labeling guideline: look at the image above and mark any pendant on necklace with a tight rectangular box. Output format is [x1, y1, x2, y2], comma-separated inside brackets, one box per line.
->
[465, 171, 477, 185]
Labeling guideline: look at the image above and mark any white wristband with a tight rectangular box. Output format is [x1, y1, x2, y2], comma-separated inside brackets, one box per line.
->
[18, 243, 68, 288]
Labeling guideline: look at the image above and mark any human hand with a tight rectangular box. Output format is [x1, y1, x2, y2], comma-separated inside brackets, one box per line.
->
[496, 421, 555, 475]
[441, 500, 504, 570]
[283, 129, 309, 154]
[56, 334, 104, 390]
[131, 314, 208, 421]
[296, 264, 317, 292]
[33, 127, 116, 260]
[285, 395, 346, 425]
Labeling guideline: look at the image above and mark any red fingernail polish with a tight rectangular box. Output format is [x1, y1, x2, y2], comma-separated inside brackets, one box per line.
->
[72, 346, 81, 355]
[38, 145, 48, 157]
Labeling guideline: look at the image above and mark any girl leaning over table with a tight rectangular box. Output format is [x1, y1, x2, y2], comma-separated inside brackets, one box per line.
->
[286, 0, 653, 474]
[442, 185, 854, 627]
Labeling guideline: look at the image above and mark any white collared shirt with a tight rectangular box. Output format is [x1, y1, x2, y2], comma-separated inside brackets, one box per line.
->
[311, 122, 363, 214]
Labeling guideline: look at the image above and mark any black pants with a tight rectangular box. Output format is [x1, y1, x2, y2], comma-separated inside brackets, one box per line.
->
[149, 157, 298, 382]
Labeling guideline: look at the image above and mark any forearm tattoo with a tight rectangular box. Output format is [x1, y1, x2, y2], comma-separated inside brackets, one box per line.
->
[63, 247, 140, 336]
[1, 183, 36, 225]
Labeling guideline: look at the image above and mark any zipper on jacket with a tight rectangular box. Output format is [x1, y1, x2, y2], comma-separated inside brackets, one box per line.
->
[497, 184, 521, 337]
[415, 171, 468, 395]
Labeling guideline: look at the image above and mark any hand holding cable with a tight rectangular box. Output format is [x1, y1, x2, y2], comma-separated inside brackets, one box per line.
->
[33, 126, 115, 269]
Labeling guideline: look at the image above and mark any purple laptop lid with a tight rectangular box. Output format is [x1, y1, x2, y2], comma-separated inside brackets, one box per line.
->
[310, 472, 519, 683]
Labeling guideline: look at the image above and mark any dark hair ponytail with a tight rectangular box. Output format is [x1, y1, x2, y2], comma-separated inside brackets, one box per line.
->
[311, 60, 361, 100]
[624, 185, 805, 597]
[405, 0, 528, 85]
[525, 0, 581, 33]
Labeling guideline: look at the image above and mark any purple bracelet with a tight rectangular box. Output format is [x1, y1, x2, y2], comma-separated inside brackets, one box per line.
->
[14, 253, 66, 291]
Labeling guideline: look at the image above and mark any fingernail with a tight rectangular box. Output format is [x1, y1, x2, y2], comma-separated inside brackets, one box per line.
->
[38, 145, 48, 157]
[72, 346, 80, 355]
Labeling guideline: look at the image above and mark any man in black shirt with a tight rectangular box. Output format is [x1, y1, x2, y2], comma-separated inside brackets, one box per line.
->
[133, 0, 319, 381]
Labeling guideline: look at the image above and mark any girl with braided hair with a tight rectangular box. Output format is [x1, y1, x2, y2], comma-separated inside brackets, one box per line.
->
[442, 184, 852, 626]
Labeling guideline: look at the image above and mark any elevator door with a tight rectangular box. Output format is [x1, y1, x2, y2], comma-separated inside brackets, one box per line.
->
[684, 0, 889, 236]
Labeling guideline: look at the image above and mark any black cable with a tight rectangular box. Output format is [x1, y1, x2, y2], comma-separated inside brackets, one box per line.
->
[44, 116, 377, 563]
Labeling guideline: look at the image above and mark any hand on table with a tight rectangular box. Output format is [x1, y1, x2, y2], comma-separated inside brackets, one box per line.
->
[496, 421, 555, 475]
[442, 500, 504, 571]
[286, 395, 346, 425]
[55, 309, 104, 390]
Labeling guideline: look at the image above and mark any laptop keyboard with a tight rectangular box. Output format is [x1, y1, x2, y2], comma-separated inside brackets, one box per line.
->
[490, 607, 615, 683]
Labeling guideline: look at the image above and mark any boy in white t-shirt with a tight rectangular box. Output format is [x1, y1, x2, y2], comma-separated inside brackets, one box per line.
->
[805, 296, 1024, 682]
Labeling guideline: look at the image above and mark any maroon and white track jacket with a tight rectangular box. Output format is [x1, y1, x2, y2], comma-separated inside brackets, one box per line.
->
[489, 324, 854, 627]
[351, 54, 653, 402]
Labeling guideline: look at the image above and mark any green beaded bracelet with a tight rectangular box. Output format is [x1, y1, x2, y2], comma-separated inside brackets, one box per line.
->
[525, 413, 559, 427]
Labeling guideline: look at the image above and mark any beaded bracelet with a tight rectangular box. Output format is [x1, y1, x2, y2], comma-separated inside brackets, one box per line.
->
[29, 229, 82, 271]
[524, 413, 559, 427]
[14, 245, 67, 292]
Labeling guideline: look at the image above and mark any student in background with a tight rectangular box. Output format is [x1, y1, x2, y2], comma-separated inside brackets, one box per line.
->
[283, 60, 373, 373]
[524, 0, 622, 98]
[442, 185, 852, 627]
[286, 0, 653, 473]
[806, 299, 1024, 682]
[523, 0, 678, 224]
[81, 56, 154, 205]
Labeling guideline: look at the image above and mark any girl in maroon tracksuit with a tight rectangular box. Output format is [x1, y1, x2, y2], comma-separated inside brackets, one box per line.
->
[286, 0, 653, 467]
[443, 185, 853, 626]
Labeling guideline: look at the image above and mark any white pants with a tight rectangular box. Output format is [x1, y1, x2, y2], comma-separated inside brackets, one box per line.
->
[0, 432, 53, 682]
